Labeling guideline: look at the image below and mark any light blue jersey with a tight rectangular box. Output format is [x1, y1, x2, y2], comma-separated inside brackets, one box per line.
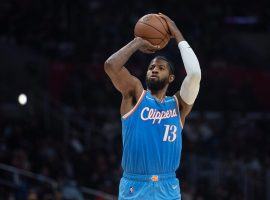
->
[121, 90, 183, 174]
[119, 90, 183, 199]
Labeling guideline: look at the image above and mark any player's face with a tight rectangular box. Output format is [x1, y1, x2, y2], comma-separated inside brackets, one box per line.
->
[146, 59, 173, 91]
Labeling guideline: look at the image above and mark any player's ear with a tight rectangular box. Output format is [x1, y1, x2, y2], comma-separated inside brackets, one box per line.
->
[169, 74, 175, 83]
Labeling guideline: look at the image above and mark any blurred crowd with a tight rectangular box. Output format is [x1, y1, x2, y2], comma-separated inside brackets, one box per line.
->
[0, 0, 270, 199]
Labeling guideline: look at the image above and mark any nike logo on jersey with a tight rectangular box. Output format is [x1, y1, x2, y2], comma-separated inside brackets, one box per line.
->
[172, 185, 178, 190]
[140, 107, 177, 124]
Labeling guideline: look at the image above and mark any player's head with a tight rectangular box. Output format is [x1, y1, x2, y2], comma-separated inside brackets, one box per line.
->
[146, 56, 175, 91]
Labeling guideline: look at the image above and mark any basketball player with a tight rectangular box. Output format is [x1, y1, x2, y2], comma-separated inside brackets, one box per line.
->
[104, 13, 201, 200]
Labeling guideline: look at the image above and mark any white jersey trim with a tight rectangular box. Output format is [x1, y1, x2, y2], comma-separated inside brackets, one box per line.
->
[122, 90, 146, 119]
[173, 95, 183, 128]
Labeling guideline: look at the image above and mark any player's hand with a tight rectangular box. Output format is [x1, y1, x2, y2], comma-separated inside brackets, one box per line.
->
[158, 13, 184, 43]
[134, 37, 160, 54]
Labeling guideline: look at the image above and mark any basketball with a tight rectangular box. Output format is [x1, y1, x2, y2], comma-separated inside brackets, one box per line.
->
[134, 14, 171, 49]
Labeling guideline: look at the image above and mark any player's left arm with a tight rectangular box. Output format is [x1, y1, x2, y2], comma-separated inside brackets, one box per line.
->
[175, 41, 201, 126]
[159, 13, 201, 126]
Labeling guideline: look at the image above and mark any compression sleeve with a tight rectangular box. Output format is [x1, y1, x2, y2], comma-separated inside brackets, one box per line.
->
[178, 41, 201, 105]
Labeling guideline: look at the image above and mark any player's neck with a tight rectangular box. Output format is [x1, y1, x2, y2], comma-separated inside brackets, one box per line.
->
[148, 88, 167, 101]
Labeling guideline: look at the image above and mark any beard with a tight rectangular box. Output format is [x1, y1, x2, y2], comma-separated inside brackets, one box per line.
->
[146, 76, 167, 91]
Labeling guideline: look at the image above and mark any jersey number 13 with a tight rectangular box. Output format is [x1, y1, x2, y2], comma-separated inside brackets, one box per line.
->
[163, 125, 177, 142]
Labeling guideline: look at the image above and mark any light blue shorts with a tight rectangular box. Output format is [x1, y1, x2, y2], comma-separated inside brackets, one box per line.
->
[118, 172, 181, 200]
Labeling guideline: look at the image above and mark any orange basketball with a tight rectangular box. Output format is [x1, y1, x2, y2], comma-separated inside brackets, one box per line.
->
[134, 14, 170, 49]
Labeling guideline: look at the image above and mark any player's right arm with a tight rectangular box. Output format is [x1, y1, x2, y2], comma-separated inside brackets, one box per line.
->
[104, 37, 159, 115]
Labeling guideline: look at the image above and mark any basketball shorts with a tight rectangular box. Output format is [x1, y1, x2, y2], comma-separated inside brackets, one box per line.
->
[118, 172, 181, 200]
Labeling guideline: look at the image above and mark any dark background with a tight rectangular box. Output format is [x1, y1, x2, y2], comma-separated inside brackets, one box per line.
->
[0, 0, 269, 199]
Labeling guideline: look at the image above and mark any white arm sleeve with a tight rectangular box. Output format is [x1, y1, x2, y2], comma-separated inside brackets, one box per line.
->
[178, 41, 201, 105]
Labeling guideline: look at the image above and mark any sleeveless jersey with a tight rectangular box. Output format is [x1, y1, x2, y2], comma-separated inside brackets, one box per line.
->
[121, 90, 183, 174]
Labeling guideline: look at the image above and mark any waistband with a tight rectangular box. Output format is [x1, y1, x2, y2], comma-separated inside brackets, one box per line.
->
[123, 172, 176, 182]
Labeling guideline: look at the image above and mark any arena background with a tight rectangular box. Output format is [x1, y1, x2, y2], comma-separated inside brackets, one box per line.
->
[0, 0, 270, 199]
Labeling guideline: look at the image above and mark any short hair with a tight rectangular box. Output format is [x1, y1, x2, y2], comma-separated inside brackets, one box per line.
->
[151, 56, 175, 75]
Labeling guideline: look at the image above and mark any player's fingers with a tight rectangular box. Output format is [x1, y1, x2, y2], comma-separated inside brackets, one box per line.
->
[141, 49, 155, 54]
[158, 12, 167, 17]
[146, 41, 160, 48]
[146, 46, 157, 53]
[144, 41, 160, 50]
[151, 45, 160, 50]
[158, 13, 175, 27]
[147, 50, 156, 54]
[158, 15, 167, 22]
[158, 13, 170, 21]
